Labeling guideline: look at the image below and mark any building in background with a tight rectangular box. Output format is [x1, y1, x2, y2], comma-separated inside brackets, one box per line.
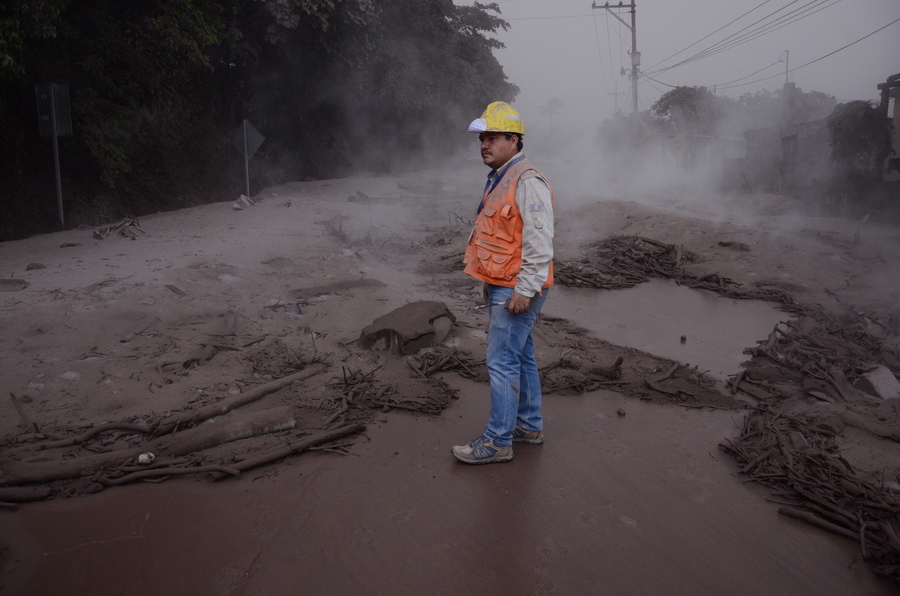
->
[878, 73, 900, 183]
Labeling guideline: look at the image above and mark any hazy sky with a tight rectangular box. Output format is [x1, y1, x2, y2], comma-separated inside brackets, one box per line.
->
[456, 0, 900, 134]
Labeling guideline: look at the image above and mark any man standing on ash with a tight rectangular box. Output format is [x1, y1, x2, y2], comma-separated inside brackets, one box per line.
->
[452, 101, 555, 465]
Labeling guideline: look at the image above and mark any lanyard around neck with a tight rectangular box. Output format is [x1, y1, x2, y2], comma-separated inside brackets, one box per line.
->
[477, 155, 524, 214]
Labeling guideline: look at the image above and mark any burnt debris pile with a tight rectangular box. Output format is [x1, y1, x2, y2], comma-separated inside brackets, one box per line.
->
[723, 308, 900, 581]
[721, 404, 900, 581]
[2, 360, 365, 502]
[556, 235, 796, 306]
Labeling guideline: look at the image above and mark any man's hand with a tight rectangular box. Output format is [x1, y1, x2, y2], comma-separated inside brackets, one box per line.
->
[482, 282, 490, 304]
[507, 291, 531, 314]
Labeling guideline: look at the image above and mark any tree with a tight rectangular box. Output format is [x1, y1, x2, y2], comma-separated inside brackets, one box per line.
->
[826, 100, 891, 186]
[70, 1, 237, 185]
[650, 87, 714, 134]
[540, 97, 563, 126]
[1, 0, 237, 185]
[0, 0, 68, 81]
[241, 0, 517, 173]
[650, 87, 733, 135]
[1, 0, 518, 239]
[795, 89, 837, 121]
[735, 87, 836, 131]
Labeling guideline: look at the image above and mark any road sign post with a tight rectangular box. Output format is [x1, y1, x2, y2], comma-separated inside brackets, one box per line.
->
[232, 119, 265, 198]
[36, 83, 72, 226]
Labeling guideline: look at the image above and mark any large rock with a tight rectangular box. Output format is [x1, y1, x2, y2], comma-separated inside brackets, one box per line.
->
[853, 365, 900, 400]
[360, 301, 456, 355]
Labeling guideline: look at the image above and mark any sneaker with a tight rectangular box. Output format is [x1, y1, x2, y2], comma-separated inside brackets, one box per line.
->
[512, 426, 544, 444]
[451, 436, 513, 465]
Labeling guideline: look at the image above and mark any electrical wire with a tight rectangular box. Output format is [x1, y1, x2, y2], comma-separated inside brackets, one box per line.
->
[503, 14, 594, 21]
[610, 9, 626, 71]
[643, 0, 776, 72]
[501, 0, 825, 80]
[591, 12, 608, 93]
[716, 58, 785, 88]
[716, 15, 900, 90]
[605, 10, 614, 80]
[646, 0, 843, 77]
[641, 15, 900, 93]
[638, 84, 653, 111]
[658, 0, 842, 74]
[646, 0, 804, 74]
[646, 1, 808, 74]
[641, 75, 669, 95]
[640, 72, 680, 90]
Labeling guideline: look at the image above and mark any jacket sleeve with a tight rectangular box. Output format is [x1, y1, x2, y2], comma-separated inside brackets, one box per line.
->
[514, 170, 554, 297]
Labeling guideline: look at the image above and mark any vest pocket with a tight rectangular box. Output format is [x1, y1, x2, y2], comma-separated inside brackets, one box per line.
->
[493, 203, 517, 242]
[478, 207, 496, 235]
[475, 245, 515, 281]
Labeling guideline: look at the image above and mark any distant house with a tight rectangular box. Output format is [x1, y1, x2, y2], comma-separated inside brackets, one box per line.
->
[740, 74, 900, 194]
[642, 131, 747, 189]
[781, 119, 831, 191]
[878, 73, 900, 183]
[740, 120, 830, 195]
[742, 127, 780, 193]
[658, 133, 745, 167]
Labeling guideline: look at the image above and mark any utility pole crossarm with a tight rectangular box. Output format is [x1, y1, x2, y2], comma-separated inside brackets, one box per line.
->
[591, 2, 635, 31]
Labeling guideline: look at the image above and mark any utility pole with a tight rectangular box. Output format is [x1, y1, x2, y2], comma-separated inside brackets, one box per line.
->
[782, 49, 789, 84]
[608, 81, 625, 113]
[593, 1, 639, 138]
[778, 50, 794, 195]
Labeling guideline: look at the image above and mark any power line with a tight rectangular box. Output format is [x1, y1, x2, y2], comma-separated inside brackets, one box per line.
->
[653, 0, 842, 74]
[717, 58, 785, 88]
[638, 84, 653, 112]
[646, 0, 843, 77]
[644, 0, 776, 72]
[591, 12, 608, 94]
[615, 10, 626, 70]
[641, 75, 670, 95]
[649, 0, 806, 74]
[640, 72, 680, 90]
[646, 0, 807, 74]
[503, 14, 593, 21]
[719, 15, 900, 90]
[605, 11, 614, 78]
[643, 16, 900, 93]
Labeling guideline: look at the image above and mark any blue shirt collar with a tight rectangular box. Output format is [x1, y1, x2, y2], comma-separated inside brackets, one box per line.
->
[487, 151, 524, 182]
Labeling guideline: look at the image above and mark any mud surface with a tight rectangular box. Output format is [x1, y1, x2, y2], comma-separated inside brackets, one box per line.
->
[4, 388, 891, 595]
[1, 161, 899, 593]
[548, 279, 788, 381]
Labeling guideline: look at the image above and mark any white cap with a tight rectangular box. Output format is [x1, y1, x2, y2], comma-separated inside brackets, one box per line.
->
[467, 118, 487, 133]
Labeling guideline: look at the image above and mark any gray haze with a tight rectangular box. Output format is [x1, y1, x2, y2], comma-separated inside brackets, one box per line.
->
[455, 0, 900, 139]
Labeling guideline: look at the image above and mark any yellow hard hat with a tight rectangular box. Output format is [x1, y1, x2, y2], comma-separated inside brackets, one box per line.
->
[467, 101, 524, 135]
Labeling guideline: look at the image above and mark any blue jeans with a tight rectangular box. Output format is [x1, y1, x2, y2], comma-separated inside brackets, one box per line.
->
[483, 284, 549, 446]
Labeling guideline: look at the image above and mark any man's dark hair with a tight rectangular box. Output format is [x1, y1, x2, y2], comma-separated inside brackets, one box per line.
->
[505, 133, 524, 152]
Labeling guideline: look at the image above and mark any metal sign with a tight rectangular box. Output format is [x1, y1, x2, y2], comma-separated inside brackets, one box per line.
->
[232, 119, 265, 159]
[232, 119, 265, 198]
[36, 83, 73, 137]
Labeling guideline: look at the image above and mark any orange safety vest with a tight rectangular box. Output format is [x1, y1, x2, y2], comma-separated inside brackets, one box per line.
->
[463, 158, 554, 289]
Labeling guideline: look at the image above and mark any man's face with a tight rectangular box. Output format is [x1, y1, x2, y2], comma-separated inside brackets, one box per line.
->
[479, 132, 519, 170]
